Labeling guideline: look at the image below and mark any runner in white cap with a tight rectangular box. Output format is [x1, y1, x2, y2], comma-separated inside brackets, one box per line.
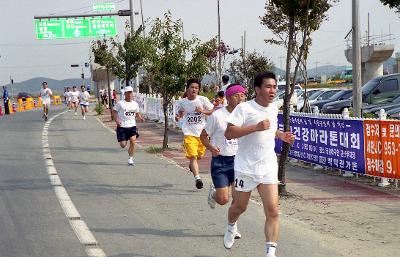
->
[79, 85, 90, 120]
[112, 86, 144, 165]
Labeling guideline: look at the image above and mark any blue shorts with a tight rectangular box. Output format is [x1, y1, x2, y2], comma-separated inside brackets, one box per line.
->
[116, 126, 139, 142]
[211, 155, 235, 188]
[80, 103, 89, 107]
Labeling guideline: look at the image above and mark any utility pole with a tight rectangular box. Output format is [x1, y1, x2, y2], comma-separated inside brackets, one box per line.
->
[352, 0, 362, 117]
[217, 0, 222, 89]
[140, 0, 145, 38]
[314, 61, 319, 77]
[129, 0, 140, 93]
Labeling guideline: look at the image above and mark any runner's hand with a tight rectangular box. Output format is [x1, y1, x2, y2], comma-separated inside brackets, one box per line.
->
[195, 106, 203, 113]
[210, 146, 220, 157]
[281, 132, 295, 145]
[255, 119, 270, 131]
[116, 119, 122, 127]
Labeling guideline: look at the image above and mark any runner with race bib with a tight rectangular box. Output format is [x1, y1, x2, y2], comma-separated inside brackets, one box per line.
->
[175, 78, 214, 189]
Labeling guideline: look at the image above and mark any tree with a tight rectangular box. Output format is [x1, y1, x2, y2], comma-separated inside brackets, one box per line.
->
[261, 0, 337, 195]
[380, 0, 400, 11]
[206, 40, 233, 85]
[92, 26, 151, 87]
[229, 50, 274, 97]
[147, 12, 214, 149]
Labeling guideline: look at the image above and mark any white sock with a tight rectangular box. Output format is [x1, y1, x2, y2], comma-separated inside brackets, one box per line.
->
[128, 156, 133, 160]
[266, 242, 277, 256]
[194, 175, 201, 180]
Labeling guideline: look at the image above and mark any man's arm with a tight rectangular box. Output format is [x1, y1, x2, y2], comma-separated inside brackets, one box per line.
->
[225, 119, 271, 140]
[200, 129, 220, 157]
[175, 110, 184, 122]
[112, 109, 122, 127]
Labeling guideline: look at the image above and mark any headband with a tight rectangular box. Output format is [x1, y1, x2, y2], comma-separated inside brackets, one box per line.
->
[225, 85, 246, 98]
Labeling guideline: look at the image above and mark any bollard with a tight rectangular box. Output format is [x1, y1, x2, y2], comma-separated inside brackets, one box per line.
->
[312, 106, 319, 114]
[378, 109, 390, 187]
[11, 102, 16, 113]
[17, 99, 24, 112]
[342, 108, 354, 177]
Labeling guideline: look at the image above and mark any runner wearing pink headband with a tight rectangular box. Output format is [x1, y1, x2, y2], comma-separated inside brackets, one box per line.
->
[225, 84, 246, 98]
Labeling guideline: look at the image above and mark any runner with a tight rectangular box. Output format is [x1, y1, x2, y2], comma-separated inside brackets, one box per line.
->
[39, 81, 53, 121]
[200, 83, 246, 208]
[64, 87, 72, 111]
[175, 78, 214, 189]
[223, 72, 295, 257]
[69, 86, 80, 115]
[79, 85, 90, 120]
[112, 86, 144, 166]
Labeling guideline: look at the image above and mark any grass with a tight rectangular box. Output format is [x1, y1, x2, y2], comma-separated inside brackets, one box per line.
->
[94, 102, 104, 115]
[145, 145, 164, 154]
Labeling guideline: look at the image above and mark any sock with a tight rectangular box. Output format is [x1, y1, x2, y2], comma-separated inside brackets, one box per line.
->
[194, 175, 201, 180]
[128, 156, 133, 160]
[266, 242, 277, 256]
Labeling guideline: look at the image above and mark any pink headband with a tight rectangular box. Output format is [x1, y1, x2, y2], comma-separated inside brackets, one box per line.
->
[225, 85, 246, 98]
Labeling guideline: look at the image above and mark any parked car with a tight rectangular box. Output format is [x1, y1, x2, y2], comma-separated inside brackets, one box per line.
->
[277, 81, 303, 92]
[297, 89, 323, 111]
[362, 94, 400, 115]
[310, 89, 353, 112]
[17, 92, 32, 101]
[322, 73, 400, 114]
[273, 90, 303, 110]
[299, 89, 341, 111]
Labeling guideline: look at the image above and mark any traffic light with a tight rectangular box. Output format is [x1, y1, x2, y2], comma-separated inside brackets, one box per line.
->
[85, 62, 89, 68]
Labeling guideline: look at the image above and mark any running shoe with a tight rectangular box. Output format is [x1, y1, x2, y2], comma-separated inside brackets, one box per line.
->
[195, 178, 203, 189]
[223, 224, 237, 249]
[74, 112, 77, 115]
[44, 115, 48, 121]
[128, 157, 134, 166]
[207, 184, 216, 209]
[83, 116, 86, 120]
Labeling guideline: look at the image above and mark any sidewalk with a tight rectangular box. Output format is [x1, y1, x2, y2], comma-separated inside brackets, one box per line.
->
[97, 110, 400, 257]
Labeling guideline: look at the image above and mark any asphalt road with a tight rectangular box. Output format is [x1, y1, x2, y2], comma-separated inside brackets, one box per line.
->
[0, 107, 343, 257]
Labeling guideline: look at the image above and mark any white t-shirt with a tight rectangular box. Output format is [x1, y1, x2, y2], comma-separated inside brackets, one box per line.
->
[113, 100, 140, 128]
[221, 83, 230, 92]
[64, 91, 71, 101]
[70, 91, 80, 102]
[204, 107, 238, 156]
[79, 91, 90, 105]
[40, 88, 52, 102]
[227, 100, 278, 176]
[177, 95, 214, 137]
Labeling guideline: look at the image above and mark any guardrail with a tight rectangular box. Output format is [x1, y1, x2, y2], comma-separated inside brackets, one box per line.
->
[138, 94, 399, 188]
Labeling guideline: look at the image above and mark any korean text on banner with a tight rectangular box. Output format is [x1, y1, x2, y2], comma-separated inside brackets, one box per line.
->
[275, 114, 365, 174]
[364, 120, 400, 179]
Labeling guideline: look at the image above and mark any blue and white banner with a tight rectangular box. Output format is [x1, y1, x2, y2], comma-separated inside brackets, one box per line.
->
[275, 114, 365, 174]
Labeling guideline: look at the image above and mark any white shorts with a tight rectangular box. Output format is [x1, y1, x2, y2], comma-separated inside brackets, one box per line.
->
[42, 99, 51, 106]
[234, 171, 279, 192]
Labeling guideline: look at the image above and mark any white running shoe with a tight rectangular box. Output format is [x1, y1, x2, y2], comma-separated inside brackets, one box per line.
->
[223, 223, 237, 249]
[128, 157, 134, 166]
[74, 112, 77, 115]
[83, 116, 86, 120]
[207, 184, 216, 209]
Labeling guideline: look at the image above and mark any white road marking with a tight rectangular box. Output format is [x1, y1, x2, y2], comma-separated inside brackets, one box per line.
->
[42, 111, 107, 257]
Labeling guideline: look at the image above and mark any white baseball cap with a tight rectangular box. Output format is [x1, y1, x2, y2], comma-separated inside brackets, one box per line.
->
[124, 86, 134, 92]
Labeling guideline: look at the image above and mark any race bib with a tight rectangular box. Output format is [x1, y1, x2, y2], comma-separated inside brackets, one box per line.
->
[124, 110, 136, 117]
[224, 138, 238, 146]
[187, 112, 202, 124]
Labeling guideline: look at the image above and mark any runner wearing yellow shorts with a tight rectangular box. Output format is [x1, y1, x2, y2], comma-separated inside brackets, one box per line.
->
[176, 78, 214, 189]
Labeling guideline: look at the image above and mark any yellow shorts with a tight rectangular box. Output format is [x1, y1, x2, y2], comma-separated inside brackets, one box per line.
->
[183, 135, 206, 159]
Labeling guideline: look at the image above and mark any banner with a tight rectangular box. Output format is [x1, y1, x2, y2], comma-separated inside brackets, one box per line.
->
[275, 114, 365, 174]
[364, 120, 400, 179]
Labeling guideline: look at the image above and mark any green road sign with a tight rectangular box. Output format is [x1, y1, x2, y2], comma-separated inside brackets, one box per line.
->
[64, 18, 91, 38]
[35, 17, 117, 39]
[90, 17, 117, 37]
[35, 19, 64, 39]
[93, 3, 115, 11]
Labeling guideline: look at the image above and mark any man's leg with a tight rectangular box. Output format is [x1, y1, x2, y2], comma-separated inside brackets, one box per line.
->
[214, 187, 230, 205]
[257, 183, 279, 256]
[224, 189, 251, 249]
[128, 136, 136, 157]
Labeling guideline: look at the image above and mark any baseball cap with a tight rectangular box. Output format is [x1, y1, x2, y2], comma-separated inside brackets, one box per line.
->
[124, 86, 134, 92]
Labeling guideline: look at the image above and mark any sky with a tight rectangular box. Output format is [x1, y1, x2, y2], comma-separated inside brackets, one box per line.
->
[0, 0, 399, 85]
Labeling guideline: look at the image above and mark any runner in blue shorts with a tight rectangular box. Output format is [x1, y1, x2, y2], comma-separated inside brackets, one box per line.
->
[112, 86, 144, 166]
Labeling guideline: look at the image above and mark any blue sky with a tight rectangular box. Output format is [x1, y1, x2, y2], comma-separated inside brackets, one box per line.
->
[0, 0, 399, 84]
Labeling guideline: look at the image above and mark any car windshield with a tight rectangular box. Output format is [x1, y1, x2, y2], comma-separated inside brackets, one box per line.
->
[329, 90, 350, 100]
[309, 91, 324, 100]
[362, 77, 381, 95]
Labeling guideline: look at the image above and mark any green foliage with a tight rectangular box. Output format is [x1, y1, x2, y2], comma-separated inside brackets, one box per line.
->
[380, 0, 400, 10]
[91, 26, 151, 86]
[94, 102, 104, 115]
[229, 51, 274, 97]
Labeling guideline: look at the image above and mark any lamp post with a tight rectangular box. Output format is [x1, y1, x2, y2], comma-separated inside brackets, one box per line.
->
[217, 0, 222, 89]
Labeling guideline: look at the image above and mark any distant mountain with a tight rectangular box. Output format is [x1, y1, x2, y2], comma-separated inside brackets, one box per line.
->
[3, 77, 92, 97]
